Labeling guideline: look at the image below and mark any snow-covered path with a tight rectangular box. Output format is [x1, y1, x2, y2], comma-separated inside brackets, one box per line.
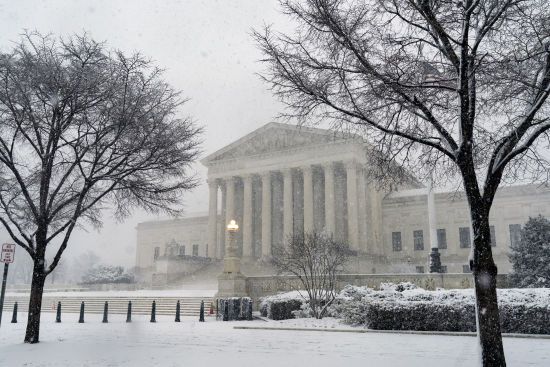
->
[1, 313, 549, 366]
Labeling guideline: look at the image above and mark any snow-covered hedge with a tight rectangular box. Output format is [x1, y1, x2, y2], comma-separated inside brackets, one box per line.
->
[261, 284, 550, 333]
[81, 265, 134, 284]
[260, 291, 306, 320]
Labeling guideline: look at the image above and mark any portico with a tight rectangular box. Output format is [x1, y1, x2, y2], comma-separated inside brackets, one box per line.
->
[202, 123, 382, 262]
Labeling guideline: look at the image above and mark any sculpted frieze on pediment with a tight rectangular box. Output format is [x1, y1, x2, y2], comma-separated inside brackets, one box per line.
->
[208, 129, 344, 162]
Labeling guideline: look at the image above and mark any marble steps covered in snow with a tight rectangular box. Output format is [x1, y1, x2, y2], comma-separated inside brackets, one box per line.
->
[2, 296, 215, 316]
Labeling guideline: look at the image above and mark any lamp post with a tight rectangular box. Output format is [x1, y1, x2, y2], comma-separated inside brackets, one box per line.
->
[427, 177, 442, 273]
[217, 219, 247, 297]
[223, 219, 241, 274]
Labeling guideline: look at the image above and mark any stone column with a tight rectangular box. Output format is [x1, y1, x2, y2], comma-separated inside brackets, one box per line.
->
[207, 179, 218, 259]
[282, 168, 293, 244]
[323, 162, 335, 235]
[219, 183, 227, 258]
[225, 177, 236, 246]
[346, 161, 360, 251]
[261, 172, 272, 258]
[242, 174, 253, 259]
[303, 165, 314, 233]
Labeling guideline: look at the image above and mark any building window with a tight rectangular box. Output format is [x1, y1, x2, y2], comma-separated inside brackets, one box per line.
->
[392, 232, 402, 252]
[179, 246, 186, 256]
[413, 230, 424, 250]
[463, 265, 471, 273]
[154, 246, 160, 260]
[490, 225, 496, 247]
[440, 265, 447, 273]
[509, 224, 522, 248]
[416, 266, 425, 273]
[192, 244, 199, 257]
[459, 227, 471, 248]
[437, 228, 447, 249]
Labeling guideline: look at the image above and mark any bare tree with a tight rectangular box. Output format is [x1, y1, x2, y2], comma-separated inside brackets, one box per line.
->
[0, 32, 201, 343]
[255, 0, 550, 364]
[273, 232, 351, 319]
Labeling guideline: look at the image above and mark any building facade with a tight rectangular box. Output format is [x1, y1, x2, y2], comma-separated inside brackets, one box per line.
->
[135, 123, 550, 282]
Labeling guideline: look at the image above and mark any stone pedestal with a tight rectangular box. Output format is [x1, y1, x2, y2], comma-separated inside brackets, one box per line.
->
[217, 229, 248, 297]
[217, 272, 247, 298]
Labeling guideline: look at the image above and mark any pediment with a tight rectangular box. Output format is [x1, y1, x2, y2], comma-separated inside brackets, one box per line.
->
[202, 123, 352, 164]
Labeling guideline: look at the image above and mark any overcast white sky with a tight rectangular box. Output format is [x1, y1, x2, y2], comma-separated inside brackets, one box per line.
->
[0, 0, 290, 267]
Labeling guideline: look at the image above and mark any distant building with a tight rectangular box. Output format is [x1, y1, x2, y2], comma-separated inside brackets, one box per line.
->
[135, 123, 550, 285]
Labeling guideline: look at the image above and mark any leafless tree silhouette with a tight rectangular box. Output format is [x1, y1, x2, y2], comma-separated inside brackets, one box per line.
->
[273, 232, 350, 319]
[0, 32, 201, 343]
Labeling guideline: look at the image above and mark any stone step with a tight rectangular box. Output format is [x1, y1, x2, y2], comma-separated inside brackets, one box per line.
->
[3, 296, 215, 316]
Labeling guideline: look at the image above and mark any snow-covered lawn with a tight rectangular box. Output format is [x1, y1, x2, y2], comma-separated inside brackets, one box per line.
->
[1, 313, 550, 366]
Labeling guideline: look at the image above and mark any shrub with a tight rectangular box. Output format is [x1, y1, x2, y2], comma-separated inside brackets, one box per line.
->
[509, 215, 550, 288]
[270, 299, 303, 320]
[335, 284, 550, 334]
[260, 292, 306, 320]
[81, 265, 134, 284]
[362, 301, 477, 332]
[263, 283, 550, 334]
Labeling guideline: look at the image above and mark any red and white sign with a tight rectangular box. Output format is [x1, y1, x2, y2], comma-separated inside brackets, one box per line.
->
[1, 243, 15, 263]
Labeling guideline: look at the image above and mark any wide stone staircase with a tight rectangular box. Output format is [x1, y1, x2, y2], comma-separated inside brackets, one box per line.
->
[3, 295, 214, 316]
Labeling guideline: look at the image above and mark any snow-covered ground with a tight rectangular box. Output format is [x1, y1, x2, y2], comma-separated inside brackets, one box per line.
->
[1, 313, 549, 366]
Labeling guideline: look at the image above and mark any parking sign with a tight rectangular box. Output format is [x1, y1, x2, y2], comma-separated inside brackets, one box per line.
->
[0, 244, 15, 263]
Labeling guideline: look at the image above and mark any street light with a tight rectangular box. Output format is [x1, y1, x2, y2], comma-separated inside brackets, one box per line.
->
[219, 219, 246, 297]
[223, 219, 240, 274]
[227, 219, 239, 233]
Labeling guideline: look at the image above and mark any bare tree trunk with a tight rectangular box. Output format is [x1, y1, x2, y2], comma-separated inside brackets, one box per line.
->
[471, 209, 506, 366]
[24, 261, 46, 344]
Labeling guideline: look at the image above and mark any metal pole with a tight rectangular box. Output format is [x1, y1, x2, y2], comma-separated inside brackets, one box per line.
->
[0, 263, 9, 327]
[427, 177, 442, 273]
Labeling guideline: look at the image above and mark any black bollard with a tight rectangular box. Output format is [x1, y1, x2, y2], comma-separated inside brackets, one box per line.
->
[199, 300, 205, 322]
[126, 301, 132, 323]
[102, 301, 108, 323]
[78, 301, 85, 323]
[216, 299, 219, 320]
[247, 300, 253, 321]
[223, 300, 229, 321]
[56, 301, 61, 323]
[175, 300, 180, 322]
[11, 302, 17, 323]
[150, 300, 156, 323]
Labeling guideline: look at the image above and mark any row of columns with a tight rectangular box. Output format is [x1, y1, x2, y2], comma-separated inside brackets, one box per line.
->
[207, 161, 362, 260]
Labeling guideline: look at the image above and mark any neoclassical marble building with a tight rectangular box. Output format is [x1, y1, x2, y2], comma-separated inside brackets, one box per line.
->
[135, 122, 550, 283]
[202, 122, 401, 262]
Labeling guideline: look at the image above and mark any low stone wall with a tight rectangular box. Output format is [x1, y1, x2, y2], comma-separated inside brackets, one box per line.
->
[245, 273, 510, 301]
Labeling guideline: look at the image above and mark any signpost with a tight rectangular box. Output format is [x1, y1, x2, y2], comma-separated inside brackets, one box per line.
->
[0, 243, 15, 327]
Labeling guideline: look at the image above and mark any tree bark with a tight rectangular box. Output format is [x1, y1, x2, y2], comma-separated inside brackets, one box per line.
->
[24, 261, 46, 344]
[471, 209, 506, 366]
